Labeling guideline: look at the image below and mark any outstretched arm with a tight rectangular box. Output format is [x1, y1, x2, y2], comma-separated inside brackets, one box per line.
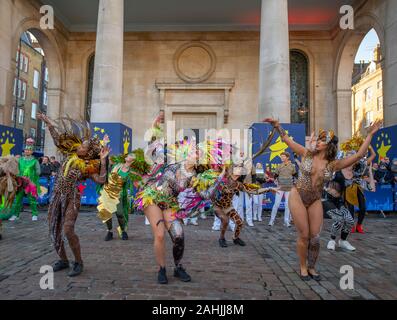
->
[37, 112, 60, 144]
[334, 120, 382, 171]
[263, 118, 307, 157]
[367, 145, 376, 165]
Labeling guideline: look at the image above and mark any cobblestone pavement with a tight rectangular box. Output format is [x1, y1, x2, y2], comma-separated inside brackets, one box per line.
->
[1, 209, 396, 300]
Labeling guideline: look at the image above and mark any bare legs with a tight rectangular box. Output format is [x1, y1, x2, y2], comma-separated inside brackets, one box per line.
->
[145, 205, 167, 267]
[144, 205, 185, 268]
[215, 207, 244, 240]
[289, 188, 323, 277]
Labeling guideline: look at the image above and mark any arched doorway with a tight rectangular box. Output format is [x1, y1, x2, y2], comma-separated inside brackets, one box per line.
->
[334, 15, 385, 143]
[351, 29, 383, 136]
[10, 22, 64, 157]
[290, 50, 309, 135]
[11, 30, 48, 153]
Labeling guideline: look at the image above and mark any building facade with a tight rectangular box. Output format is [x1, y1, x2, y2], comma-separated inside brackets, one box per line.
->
[12, 32, 48, 151]
[352, 45, 383, 135]
[0, 0, 397, 157]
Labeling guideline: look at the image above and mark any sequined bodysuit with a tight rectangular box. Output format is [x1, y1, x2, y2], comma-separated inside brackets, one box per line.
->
[296, 150, 336, 207]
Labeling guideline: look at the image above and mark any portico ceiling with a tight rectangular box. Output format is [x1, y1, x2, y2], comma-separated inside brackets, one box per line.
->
[41, 0, 359, 32]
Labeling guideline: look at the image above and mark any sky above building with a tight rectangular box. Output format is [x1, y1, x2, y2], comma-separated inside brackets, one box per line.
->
[354, 28, 380, 63]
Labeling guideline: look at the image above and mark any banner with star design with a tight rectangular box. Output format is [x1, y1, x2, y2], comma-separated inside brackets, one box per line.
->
[251, 123, 306, 210]
[372, 125, 396, 162]
[0, 125, 23, 157]
[91, 123, 132, 156]
[78, 123, 133, 205]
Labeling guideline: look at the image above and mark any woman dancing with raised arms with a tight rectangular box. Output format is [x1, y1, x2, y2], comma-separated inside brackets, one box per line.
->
[263, 118, 381, 281]
[38, 113, 110, 277]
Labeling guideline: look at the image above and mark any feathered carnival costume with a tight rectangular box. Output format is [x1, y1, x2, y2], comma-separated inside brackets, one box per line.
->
[97, 149, 151, 237]
[45, 115, 107, 273]
[0, 156, 38, 238]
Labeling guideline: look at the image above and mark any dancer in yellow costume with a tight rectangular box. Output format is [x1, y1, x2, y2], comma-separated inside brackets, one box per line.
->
[97, 149, 150, 241]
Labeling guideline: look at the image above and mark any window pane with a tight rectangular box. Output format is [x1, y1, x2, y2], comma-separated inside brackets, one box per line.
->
[33, 70, 40, 88]
[31, 102, 37, 119]
[24, 55, 29, 72]
[44, 91, 48, 106]
[18, 108, 24, 124]
[290, 51, 309, 135]
[22, 82, 27, 100]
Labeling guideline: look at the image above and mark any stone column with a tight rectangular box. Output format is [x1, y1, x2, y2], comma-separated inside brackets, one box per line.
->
[258, 0, 291, 122]
[384, 0, 397, 127]
[335, 89, 353, 142]
[44, 88, 63, 157]
[0, 0, 14, 125]
[90, 0, 124, 122]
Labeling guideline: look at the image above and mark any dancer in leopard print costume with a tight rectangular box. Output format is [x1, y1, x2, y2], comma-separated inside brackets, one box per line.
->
[38, 113, 110, 277]
[213, 166, 275, 248]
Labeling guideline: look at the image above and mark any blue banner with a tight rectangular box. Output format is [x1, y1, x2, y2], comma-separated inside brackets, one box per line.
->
[78, 122, 133, 205]
[364, 184, 394, 211]
[372, 124, 397, 162]
[0, 125, 23, 157]
[91, 122, 132, 156]
[251, 123, 306, 210]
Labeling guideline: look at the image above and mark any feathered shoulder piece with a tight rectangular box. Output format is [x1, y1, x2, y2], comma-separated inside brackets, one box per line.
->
[191, 169, 221, 192]
[0, 156, 19, 207]
[340, 134, 364, 152]
[111, 148, 151, 176]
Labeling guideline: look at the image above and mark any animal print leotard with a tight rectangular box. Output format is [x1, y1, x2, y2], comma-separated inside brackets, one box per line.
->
[296, 150, 337, 207]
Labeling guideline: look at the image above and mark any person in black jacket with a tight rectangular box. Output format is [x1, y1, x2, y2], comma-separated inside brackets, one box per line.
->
[40, 156, 53, 178]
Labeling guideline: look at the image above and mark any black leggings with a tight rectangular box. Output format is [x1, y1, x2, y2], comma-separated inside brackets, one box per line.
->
[347, 189, 366, 225]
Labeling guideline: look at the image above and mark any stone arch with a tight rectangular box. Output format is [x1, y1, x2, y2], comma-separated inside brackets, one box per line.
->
[12, 18, 65, 92]
[333, 13, 385, 141]
[289, 44, 315, 134]
[10, 17, 65, 155]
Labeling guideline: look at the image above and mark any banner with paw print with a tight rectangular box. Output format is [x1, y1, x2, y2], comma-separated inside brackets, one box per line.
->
[91, 123, 132, 156]
[0, 125, 23, 157]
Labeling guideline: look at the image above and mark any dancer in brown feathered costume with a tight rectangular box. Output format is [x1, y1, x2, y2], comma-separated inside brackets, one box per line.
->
[38, 113, 109, 277]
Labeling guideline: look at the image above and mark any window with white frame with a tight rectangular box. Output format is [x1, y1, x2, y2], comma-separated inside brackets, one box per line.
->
[33, 70, 40, 89]
[16, 51, 19, 67]
[13, 78, 17, 96]
[18, 108, 24, 124]
[365, 111, 373, 127]
[377, 96, 383, 111]
[21, 81, 27, 100]
[365, 87, 373, 102]
[31, 102, 37, 119]
[43, 90, 48, 106]
[377, 80, 383, 90]
[44, 67, 49, 82]
[23, 55, 29, 73]
[30, 128, 36, 138]
[17, 79, 22, 98]
[19, 54, 24, 70]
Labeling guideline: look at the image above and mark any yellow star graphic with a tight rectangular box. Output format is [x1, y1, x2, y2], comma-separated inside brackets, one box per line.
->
[123, 131, 131, 154]
[269, 136, 289, 161]
[377, 141, 391, 161]
[123, 139, 130, 154]
[101, 129, 105, 134]
[1, 138, 15, 156]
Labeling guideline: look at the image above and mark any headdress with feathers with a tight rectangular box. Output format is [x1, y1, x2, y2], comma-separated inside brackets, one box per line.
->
[53, 115, 101, 160]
